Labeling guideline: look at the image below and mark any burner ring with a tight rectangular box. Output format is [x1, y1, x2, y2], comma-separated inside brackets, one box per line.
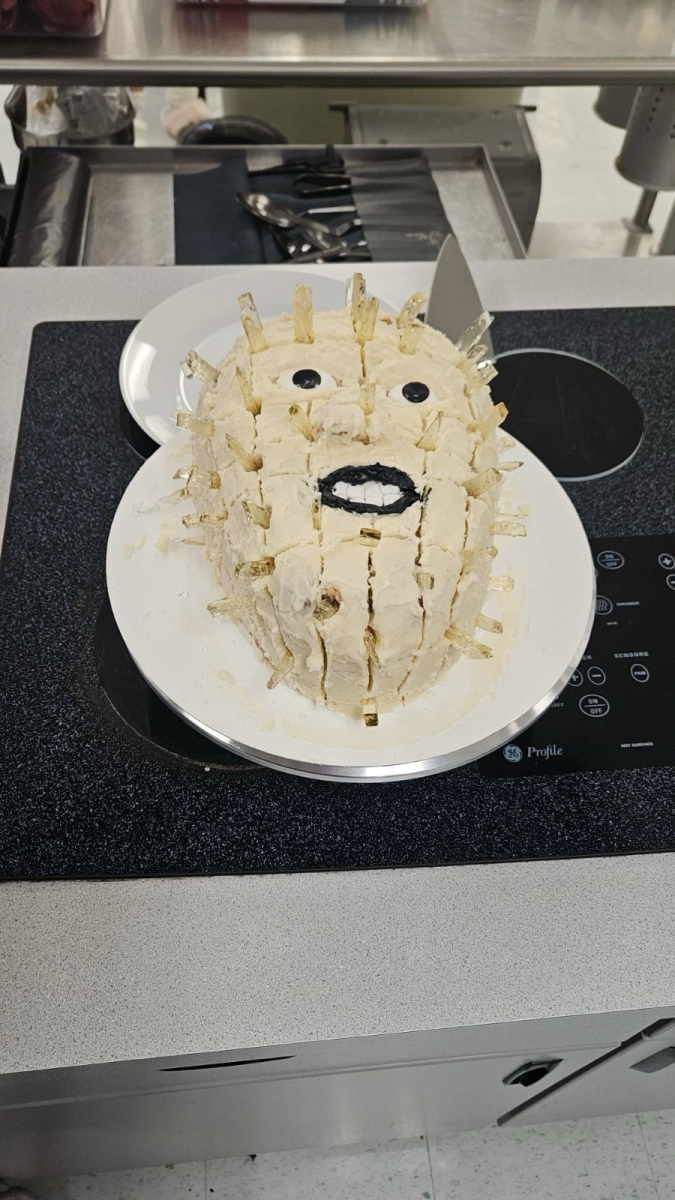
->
[490, 348, 644, 482]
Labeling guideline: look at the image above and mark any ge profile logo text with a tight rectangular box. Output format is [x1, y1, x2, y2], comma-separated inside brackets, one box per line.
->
[503, 744, 523, 763]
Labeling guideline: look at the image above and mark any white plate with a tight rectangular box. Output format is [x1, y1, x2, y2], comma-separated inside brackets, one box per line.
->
[119, 270, 395, 446]
[106, 433, 595, 782]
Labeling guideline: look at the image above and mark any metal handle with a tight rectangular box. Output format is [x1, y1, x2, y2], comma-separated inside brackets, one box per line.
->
[631, 1046, 675, 1074]
[503, 1059, 562, 1087]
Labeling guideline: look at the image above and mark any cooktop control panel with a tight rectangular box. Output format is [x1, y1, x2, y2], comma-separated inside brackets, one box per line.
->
[480, 535, 675, 778]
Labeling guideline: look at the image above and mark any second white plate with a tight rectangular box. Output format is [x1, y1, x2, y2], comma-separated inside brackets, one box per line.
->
[119, 270, 395, 446]
[106, 432, 595, 782]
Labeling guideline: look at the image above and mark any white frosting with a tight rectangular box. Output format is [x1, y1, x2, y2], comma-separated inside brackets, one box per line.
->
[423, 479, 468, 553]
[253, 340, 362, 386]
[267, 544, 325, 700]
[188, 302, 506, 719]
[262, 475, 317, 558]
[402, 546, 462, 702]
[320, 501, 421, 545]
[369, 537, 423, 704]
[320, 540, 370, 714]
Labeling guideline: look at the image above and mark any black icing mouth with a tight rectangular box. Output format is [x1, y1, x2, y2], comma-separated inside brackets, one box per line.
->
[318, 464, 420, 516]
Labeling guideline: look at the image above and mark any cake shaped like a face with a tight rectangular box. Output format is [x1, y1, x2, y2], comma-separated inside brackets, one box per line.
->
[179, 279, 522, 725]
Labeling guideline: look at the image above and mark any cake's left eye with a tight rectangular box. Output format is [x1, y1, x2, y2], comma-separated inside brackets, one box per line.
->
[278, 367, 336, 391]
[388, 381, 437, 405]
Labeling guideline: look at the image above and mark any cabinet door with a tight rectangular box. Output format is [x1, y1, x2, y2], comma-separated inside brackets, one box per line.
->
[0, 1046, 608, 1180]
[503, 1029, 675, 1127]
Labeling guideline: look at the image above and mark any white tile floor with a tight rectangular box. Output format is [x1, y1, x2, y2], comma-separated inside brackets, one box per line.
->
[11, 1111, 675, 1200]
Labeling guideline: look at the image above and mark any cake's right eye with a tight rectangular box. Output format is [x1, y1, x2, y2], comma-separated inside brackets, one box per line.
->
[388, 381, 437, 405]
[278, 367, 336, 392]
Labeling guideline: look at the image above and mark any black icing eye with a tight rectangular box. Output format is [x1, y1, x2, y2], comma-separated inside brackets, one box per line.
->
[293, 368, 321, 389]
[388, 381, 437, 405]
[278, 367, 337, 391]
[403, 382, 430, 403]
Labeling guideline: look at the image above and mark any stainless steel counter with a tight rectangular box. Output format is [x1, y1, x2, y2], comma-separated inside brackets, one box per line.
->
[1, 0, 674, 87]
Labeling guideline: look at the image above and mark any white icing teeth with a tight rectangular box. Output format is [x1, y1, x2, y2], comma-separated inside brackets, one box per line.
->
[330, 479, 404, 508]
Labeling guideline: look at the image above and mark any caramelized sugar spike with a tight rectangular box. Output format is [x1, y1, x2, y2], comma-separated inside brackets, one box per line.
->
[468, 402, 508, 438]
[180, 350, 218, 385]
[476, 613, 504, 635]
[466, 342, 489, 365]
[173, 466, 220, 490]
[236, 366, 261, 416]
[491, 520, 527, 538]
[355, 296, 379, 346]
[461, 545, 498, 567]
[466, 362, 498, 396]
[464, 468, 502, 497]
[416, 413, 442, 452]
[489, 574, 514, 592]
[313, 587, 341, 622]
[235, 557, 275, 579]
[176, 412, 214, 438]
[242, 500, 271, 529]
[350, 272, 367, 330]
[359, 527, 382, 548]
[238, 292, 268, 353]
[182, 512, 227, 529]
[267, 649, 294, 690]
[293, 285, 314, 345]
[226, 434, 262, 472]
[208, 595, 258, 617]
[399, 323, 424, 356]
[288, 404, 315, 442]
[456, 310, 494, 356]
[444, 626, 492, 659]
[397, 291, 427, 329]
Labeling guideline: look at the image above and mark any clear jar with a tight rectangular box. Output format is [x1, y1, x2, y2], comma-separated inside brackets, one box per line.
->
[0, 0, 108, 36]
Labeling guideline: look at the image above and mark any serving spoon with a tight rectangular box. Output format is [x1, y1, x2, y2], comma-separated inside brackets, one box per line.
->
[271, 226, 369, 263]
[239, 191, 361, 239]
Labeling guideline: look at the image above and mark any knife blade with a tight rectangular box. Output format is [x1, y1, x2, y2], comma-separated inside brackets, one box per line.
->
[425, 234, 494, 362]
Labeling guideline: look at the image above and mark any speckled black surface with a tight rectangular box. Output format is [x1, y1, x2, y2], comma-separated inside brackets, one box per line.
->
[1, 309, 674, 881]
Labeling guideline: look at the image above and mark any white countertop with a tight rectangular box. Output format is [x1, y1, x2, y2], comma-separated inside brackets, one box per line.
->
[2, 258, 675, 1079]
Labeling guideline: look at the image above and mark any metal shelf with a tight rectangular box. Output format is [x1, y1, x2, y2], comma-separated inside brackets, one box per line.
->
[3, 143, 526, 266]
[1, 0, 674, 87]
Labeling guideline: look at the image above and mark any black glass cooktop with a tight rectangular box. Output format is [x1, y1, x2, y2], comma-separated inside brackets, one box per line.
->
[1, 306, 674, 880]
[480, 534, 675, 778]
